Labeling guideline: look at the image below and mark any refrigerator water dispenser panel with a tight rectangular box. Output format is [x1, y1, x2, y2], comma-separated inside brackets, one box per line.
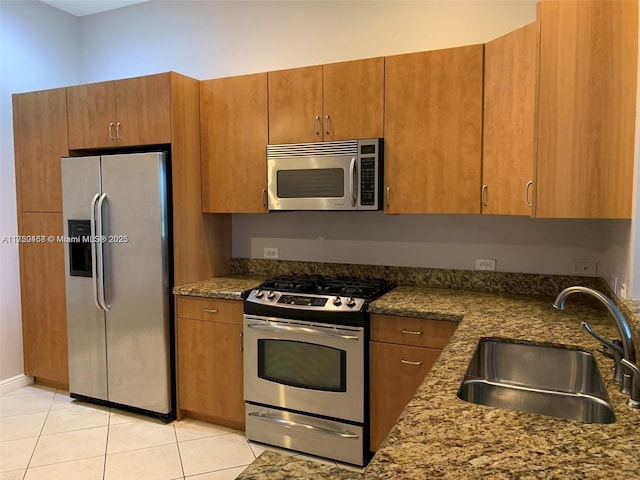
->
[68, 220, 92, 277]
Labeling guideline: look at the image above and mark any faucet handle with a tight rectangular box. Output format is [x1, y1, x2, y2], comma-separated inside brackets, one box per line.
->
[582, 322, 625, 384]
[620, 359, 640, 409]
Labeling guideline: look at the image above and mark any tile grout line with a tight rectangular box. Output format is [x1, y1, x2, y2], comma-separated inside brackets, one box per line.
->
[103, 408, 111, 480]
[20, 386, 57, 480]
[172, 422, 186, 480]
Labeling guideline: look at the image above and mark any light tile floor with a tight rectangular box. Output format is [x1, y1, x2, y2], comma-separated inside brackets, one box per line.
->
[0, 385, 360, 480]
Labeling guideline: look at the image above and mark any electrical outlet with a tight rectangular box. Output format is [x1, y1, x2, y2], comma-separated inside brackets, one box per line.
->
[475, 259, 496, 271]
[263, 247, 279, 259]
[572, 262, 597, 276]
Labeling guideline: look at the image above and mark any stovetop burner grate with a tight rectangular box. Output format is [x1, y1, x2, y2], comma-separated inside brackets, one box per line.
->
[257, 274, 394, 300]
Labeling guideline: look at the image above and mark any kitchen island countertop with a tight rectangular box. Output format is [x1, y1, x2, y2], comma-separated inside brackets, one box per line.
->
[174, 277, 640, 479]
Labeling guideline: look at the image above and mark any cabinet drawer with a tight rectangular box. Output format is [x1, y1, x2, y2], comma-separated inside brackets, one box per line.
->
[176, 296, 243, 325]
[370, 314, 457, 349]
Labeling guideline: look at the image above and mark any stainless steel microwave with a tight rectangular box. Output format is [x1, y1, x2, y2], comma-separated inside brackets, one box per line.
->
[267, 138, 383, 211]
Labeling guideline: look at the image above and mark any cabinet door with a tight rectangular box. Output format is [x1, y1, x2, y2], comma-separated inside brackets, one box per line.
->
[115, 73, 171, 146]
[323, 58, 384, 141]
[177, 317, 244, 428]
[536, 0, 637, 218]
[201, 74, 268, 213]
[384, 45, 483, 214]
[369, 342, 441, 451]
[20, 213, 68, 386]
[13, 88, 68, 212]
[483, 23, 537, 216]
[67, 81, 116, 149]
[268, 66, 322, 144]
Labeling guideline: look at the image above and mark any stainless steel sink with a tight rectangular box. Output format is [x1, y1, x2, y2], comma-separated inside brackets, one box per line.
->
[457, 338, 616, 424]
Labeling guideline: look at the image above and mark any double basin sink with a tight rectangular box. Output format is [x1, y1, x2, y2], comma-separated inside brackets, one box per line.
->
[457, 338, 616, 424]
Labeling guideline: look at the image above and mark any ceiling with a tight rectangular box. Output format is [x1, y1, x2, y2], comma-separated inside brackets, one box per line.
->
[40, 0, 149, 17]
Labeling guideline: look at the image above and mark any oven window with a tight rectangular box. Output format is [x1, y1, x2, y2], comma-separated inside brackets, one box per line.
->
[258, 339, 346, 392]
[277, 169, 344, 198]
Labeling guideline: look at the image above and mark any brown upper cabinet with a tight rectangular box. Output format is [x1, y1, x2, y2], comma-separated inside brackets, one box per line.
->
[268, 57, 384, 144]
[200, 73, 269, 213]
[67, 73, 171, 149]
[384, 45, 484, 214]
[482, 22, 538, 216]
[13, 88, 68, 213]
[483, 1, 638, 219]
[535, 0, 637, 219]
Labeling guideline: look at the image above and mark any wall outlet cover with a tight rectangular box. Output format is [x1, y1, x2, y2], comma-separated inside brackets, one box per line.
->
[572, 262, 597, 276]
[475, 259, 496, 271]
[264, 247, 279, 259]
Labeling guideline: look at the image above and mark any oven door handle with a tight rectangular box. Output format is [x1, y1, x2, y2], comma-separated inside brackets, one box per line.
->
[246, 322, 360, 340]
[248, 412, 360, 439]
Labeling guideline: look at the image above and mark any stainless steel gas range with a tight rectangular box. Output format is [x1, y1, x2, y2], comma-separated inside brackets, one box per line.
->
[243, 275, 394, 466]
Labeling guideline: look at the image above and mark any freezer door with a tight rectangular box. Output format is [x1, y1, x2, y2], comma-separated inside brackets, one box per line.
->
[100, 152, 171, 414]
[62, 156, 108, 401]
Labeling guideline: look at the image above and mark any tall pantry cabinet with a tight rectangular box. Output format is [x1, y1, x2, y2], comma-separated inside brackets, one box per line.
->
[12, 88, 69, 387]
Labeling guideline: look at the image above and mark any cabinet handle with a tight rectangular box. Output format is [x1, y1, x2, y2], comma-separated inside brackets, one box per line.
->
[314, 116, 321, 136]
[203, 308, 218, 314]
[325, 115, 330, 135]
[386, 187, 391, 207]
[481, 184, 488, 207]
[109, 122, 115, 140]
[116, 122, 122, 140]
[401, 329, 423, 335]
[240, 333, 244, 352]
[262, 188, 267, 208]
[525, 180, 533, 207]
[401, 360, 423, 366]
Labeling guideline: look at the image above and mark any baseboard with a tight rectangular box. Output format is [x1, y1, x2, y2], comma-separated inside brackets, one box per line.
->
[0, 374, 34, 395]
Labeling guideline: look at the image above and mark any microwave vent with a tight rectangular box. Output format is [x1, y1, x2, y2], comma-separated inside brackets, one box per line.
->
[267, 140, 358, 159]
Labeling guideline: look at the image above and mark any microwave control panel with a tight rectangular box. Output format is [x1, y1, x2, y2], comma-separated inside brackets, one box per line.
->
[358, 139, 382, 209]
[360, 157, 376, 206]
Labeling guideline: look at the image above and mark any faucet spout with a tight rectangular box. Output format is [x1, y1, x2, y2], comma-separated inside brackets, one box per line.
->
[554, 286, 640, 408]
[553, 286, 635, 364]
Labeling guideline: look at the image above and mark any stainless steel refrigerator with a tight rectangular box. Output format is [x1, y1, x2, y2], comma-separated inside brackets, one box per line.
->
[61, 152, 172, 420]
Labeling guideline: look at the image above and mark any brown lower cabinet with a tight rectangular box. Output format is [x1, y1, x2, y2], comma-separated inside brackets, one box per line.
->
[369, 314, 457, 451]
[175, 296, 244, 429]
[19, 213, 68, 387]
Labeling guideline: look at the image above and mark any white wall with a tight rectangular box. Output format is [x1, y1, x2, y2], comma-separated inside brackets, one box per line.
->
[0, 0, 79, 381]
[233, 213, 621, 276]
[77, 0, 537, 81]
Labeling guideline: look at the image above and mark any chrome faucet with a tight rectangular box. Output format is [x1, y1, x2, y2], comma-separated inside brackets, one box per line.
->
[553, 286, 640, 409]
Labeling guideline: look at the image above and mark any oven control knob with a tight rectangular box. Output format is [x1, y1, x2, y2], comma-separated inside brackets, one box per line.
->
[255, 289, 264, 298]
[346, 297, 356, 308]
[333, 296, 342, 306]
[267, 290, 276, 300]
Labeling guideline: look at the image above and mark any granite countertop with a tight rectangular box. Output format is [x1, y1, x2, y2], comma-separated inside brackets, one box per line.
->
[172, 274, 267, 300]
[174, 276, 640, 479]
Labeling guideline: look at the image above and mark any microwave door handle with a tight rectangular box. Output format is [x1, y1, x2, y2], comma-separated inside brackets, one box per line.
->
[350, 157, 357, 208]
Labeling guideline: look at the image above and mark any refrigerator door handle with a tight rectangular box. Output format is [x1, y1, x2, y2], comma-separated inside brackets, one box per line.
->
[90, 193, 102, 311]
[96, 193, 110, 312]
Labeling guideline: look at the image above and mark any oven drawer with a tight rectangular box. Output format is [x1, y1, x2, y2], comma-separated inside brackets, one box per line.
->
[245, 404, 365, 466]
[176, 296, 242, 325]
[369, 314, 457, 348]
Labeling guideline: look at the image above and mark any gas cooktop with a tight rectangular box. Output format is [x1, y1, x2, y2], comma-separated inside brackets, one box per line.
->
[244, 274, 395, 328]
[256, 274, 395, 300]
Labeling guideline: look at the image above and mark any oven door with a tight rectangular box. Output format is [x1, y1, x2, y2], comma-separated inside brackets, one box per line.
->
[243, 315, 364, 422]
[267, 155, 357, 211]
